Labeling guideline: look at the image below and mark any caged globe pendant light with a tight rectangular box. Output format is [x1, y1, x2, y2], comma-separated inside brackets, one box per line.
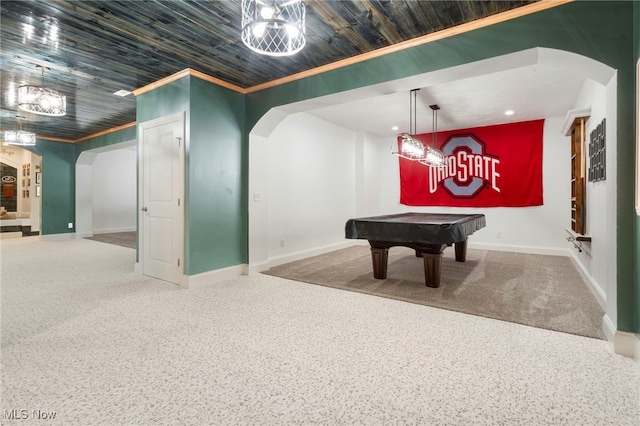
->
[18, 66, 66, 117]
[391, 89, 445, 166]
[241, 0, 306, 56]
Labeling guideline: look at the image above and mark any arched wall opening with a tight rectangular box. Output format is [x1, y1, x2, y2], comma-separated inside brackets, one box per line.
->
[247, 47, 618, 336]
[75, 139, 136, 238]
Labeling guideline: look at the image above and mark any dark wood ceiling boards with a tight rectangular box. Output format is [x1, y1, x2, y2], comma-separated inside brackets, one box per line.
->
[0, 0, 539, 142]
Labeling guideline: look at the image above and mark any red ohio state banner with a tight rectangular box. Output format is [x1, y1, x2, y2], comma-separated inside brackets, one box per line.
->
[400, 120, 544, 207]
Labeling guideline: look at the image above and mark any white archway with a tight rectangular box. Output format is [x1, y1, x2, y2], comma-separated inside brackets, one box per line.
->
[75, 140, 136, 238]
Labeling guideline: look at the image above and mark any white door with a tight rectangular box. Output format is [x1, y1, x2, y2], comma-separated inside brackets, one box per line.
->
[139, 112, 185, 285]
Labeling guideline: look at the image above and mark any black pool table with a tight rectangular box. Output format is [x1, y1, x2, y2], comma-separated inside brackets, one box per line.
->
[345, 212, 486, 288]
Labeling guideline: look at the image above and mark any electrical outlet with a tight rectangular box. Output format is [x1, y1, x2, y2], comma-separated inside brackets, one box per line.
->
[280, 239, 285, 247]
[68, 222, 74, 229]
[496, 231, 502, 239]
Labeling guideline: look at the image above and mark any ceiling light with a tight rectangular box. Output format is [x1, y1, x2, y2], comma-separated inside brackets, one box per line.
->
[18, 66, 66, 116]
[241, 0, 306, 57]
[505, 110, 514, 116]
[4, 116, 36, 146]
[392, 89, 445, 166]
[113, 89, 132, 97]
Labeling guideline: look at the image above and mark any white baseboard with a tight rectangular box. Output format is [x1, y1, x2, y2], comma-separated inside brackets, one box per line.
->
[614, 330, 640, 361]
[247, 260, 270, 275]
[184, 264, 247, 288]
[603, 315, 640, 364]
[568, 251, 606, 310]
[469, 242, 570, 257]
[603, 314, 616, 342]
[76, 231, 93, 238]
[42, 233, 75, 241]
[266, 240, 359, 269]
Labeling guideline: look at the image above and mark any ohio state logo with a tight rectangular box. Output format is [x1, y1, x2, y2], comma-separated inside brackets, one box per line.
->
[428, 134, 501, 197]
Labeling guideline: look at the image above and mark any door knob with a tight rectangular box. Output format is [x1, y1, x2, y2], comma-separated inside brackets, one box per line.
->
[141, 206, 148, 212]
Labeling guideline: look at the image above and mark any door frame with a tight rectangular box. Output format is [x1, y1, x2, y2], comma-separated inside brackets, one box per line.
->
[137, 111, 186, 286]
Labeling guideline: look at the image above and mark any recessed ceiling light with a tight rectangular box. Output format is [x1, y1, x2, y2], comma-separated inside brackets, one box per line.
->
[505, 110, 514, 116]
[392, 126, 399, 131]
[113, 90, 132, 97]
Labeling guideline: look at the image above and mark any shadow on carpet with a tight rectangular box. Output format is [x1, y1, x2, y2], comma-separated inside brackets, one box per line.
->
[263, 246, 605, 340]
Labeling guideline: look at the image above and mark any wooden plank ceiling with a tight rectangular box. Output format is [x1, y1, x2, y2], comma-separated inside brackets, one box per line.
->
[0, 0, 537, 142]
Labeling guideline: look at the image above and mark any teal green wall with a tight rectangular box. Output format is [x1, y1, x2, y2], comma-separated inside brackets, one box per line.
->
[76, 126, 136, 153]
[187, 77, 245, 274]
[137, 78, 190, 124]
[30, 126, 136, 236]
[29, 140, 76, 235]
[245, 1, 638, 333]
[136, 76, 245, 275]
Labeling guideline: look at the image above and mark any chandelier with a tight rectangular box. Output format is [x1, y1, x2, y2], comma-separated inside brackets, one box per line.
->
[391, 89, 445, 166]
[241, 0, 306, 56]
[4, 116, 36, 146]
[18, 66, 66, 116]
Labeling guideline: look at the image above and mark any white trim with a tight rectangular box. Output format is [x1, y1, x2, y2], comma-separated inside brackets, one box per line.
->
[184, 264, 247, 289]
[602, 314, 616, 342]
[42, 233, 75, 241]
[469, 242, 570, 257]
[561, 107, 591, 136]
[247, 260, 270, 275]
[613, 330, 639, 360]
[567, 250, 606, 310]
[267, 240, 360, 268]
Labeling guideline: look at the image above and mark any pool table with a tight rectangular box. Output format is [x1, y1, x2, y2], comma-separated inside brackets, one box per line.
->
[345, 212, 486, 288]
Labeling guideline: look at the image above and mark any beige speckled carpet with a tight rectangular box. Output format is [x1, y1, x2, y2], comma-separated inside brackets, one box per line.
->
[1, 237, 638, 425]
[263, 245, 606, 340]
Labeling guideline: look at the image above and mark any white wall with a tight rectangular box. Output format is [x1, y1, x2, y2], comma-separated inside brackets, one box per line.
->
[252, 111, 573, 269]
[91, 147, 137, 234]
[265, 113, 357, 263]
[568, 77, 617, 330]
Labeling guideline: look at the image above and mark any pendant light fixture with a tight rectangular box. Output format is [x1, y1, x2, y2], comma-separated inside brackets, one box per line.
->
[241, 0, 306, 56]
[4, 115, 36, 146]
[18, 66, 66, 117]
[419, 104, 445, 166]
[391, 89, 445, 166]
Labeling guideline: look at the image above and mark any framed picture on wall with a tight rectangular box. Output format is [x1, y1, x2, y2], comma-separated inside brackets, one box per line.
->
[36, 186, 41, 197]
[35, 172, 41, 184]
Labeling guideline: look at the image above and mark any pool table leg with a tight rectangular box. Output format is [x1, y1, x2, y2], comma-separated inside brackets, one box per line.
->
[454, 239, 468, 262]
[421, 244, 447, 288]
[370, 247, 389, 279]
